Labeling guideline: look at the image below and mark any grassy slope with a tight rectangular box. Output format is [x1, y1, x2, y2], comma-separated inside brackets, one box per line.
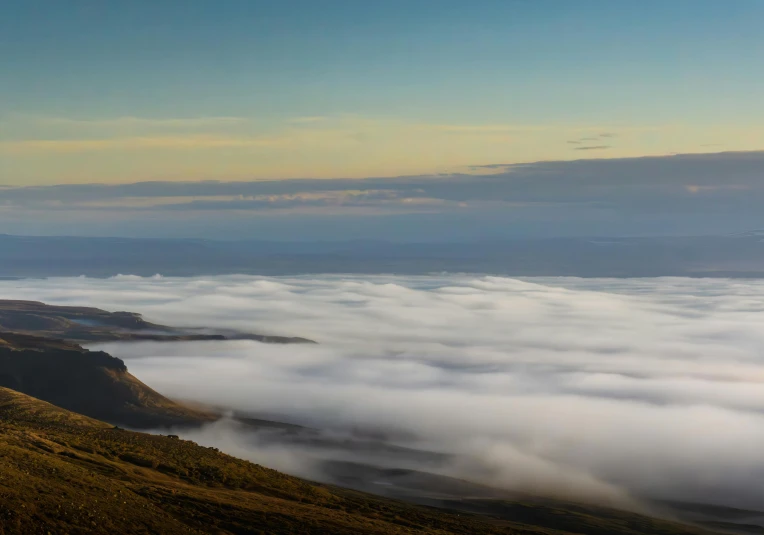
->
[0, 387, 714, 535]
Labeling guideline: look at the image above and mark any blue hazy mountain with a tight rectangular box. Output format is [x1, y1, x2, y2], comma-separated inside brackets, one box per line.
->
[2, 233, 763, 278]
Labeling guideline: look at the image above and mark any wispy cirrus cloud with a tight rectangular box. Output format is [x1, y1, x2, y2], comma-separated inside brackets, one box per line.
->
[28, 115, 249, 129]
[0, 135, 282, 154]
[566, 132, 619, 147]
[0, 114, 256, 153]
[574, 145, 612, 151]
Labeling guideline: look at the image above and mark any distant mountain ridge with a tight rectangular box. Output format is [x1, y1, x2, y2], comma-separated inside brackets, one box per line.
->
[2, 233, 764, 277]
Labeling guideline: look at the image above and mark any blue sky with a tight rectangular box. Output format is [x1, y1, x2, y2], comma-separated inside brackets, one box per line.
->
[2, 1, 764, 239]
[4, 1, 762, 117]
[2, 0, 764, 185]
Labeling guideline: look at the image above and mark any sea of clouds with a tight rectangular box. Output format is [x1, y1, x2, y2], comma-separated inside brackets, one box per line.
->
[3, 274, 764, 511]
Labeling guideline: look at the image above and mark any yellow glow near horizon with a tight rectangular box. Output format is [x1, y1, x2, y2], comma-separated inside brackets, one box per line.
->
[2, 114, 764, 185]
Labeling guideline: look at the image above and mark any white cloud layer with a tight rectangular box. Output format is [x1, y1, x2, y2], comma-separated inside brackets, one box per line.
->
[4, 275, 764, 510]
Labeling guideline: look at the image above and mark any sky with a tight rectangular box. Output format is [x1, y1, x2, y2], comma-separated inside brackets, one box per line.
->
[2, 0, 764, 186]
[2, 152, 764, 239]
[2, 1, 764, 240]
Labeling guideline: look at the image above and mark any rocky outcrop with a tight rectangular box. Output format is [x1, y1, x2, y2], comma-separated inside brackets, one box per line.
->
[0, 333, 216, 429]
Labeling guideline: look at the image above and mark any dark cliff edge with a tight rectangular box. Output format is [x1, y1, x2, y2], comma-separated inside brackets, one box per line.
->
[0, 332, 217, 429]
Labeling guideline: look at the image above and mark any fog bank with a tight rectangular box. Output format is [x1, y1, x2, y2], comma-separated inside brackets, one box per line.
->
[4, 275, 764, 510]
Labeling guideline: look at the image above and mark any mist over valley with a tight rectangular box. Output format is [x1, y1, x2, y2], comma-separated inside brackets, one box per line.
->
[3, 274, 764, 525]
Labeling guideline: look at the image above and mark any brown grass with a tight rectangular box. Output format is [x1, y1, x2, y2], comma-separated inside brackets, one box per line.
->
[0, 387, 717, 535]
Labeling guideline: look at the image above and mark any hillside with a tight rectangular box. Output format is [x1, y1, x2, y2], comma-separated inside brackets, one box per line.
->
[0, 387, 717, 535]
[0, 333, 217, 429]
[0, 300, 314, 344]
[0, 299, 313, 429]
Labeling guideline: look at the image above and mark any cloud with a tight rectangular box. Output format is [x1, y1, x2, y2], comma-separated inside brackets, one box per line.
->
[567, 133, 618, 146]
[152, 190, 457, 212]
[467, 163, 514, 170]
[0, 135, 274, 153]
[3, 150, 762, 202]
[5, 274, 764, 511]
[574, 145, 612, 151]
[1, 151, 764, 239]
[0, 187, 453, 213]
[30, 116, 249, 129]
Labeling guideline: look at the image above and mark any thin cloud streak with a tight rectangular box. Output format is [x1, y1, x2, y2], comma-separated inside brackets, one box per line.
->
[0, 135, 283, 154]
[574, 145, 612, 151]
[28, 115, 249, 129]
